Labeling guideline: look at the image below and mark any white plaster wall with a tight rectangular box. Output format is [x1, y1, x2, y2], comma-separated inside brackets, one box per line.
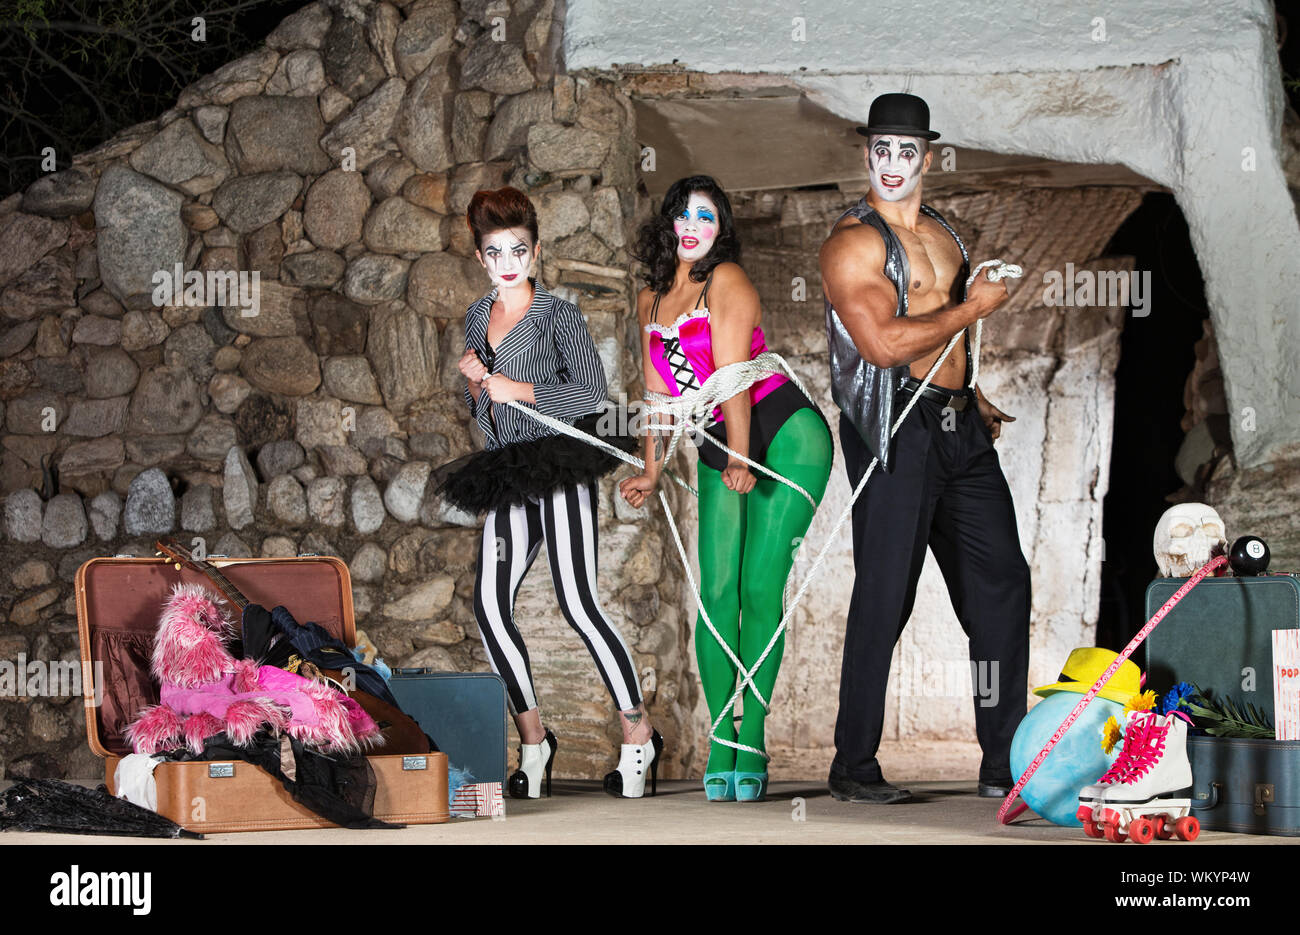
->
[566, 0, 1300, 469]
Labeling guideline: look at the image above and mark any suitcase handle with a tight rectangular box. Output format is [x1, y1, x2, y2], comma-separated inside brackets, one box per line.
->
[1190, 781, 1221, 811]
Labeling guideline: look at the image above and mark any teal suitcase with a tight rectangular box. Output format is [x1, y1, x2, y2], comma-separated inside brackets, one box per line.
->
[1144, 574, 1300, 719]
[388, 670, 507, 786]
[1145, 574, 1300, 835]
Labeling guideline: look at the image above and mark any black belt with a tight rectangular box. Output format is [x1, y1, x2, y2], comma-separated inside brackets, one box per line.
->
[897, 375, 973, 411]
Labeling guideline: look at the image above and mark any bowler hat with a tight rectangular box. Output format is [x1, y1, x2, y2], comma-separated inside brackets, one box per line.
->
[855, 92, 940, 141]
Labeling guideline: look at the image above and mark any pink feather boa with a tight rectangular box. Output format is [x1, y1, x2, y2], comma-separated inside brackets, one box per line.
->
[125, 582, 382, 756]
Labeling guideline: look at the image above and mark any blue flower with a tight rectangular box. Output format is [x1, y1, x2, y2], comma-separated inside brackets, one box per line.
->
[1158, 682, 1198, 715]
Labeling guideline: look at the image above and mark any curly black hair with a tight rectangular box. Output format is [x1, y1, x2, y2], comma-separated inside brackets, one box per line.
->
[633, 175, 741, 295]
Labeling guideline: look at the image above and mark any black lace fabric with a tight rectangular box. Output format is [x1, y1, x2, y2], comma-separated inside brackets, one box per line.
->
[0, 779, 202, 838]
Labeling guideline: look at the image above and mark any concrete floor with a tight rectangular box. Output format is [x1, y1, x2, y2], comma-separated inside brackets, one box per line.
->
[2, 779, 1290, 845]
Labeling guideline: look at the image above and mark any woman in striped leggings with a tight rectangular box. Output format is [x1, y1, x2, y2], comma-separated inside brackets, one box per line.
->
[437, 187, 662, 799]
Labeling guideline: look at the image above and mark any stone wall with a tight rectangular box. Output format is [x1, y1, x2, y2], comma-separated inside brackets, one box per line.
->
[0, 0, 699, 782]
[1186, 106, 1300, 570]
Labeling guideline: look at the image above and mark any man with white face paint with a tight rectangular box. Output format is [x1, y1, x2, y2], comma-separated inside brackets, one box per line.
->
[867, 134, 926, 203]
[820, 93, 1032, 804]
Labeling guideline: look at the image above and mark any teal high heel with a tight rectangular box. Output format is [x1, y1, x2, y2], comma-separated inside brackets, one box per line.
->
[704, 771, 736, 802]
[735, 771, 768, 802]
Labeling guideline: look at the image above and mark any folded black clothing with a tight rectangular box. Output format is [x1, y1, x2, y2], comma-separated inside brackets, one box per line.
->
[434, 409, 638, 515]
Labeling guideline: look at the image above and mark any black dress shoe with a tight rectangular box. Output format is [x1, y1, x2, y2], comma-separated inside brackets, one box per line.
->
[828, 774, 913, 804]
[977, 781, 1012, 798]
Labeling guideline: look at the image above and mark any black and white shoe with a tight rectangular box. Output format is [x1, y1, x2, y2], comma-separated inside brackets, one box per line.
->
[603, 729, 663, 798]
[508, 728, 557, 799]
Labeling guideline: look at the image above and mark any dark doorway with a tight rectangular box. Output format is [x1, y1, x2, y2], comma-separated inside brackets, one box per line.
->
[1095, 193, 1210, 650]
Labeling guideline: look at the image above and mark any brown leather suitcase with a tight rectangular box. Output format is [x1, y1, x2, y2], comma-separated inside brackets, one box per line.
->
[76, 554, 449, 833]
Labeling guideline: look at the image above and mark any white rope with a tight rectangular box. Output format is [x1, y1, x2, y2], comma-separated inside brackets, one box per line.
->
[493, 259, 1021, 762]
[644, 352, 821, 509]
[968, 260, 1021, 388]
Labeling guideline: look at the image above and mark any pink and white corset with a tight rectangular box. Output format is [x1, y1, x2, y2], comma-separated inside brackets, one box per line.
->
[644, 308, 788, 422]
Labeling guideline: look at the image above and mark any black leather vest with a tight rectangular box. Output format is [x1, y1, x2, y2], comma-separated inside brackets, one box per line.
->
[824, 198, 971, 470]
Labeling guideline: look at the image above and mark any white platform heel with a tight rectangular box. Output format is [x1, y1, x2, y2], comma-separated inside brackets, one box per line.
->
[508, 728, 557, 799]
[603, 729, 664, 798]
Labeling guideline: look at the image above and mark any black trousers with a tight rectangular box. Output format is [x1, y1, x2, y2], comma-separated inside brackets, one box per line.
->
[831, 393, 1031, 785]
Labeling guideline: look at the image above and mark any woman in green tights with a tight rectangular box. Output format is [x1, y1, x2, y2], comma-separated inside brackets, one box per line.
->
[620, 176, 833, 801]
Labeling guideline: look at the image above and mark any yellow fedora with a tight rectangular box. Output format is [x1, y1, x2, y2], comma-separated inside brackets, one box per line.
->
[1033, 647, 1142, 705]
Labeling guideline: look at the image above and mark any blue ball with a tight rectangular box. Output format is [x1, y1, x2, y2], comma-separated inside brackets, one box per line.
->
[1010, 692, 1124, 826]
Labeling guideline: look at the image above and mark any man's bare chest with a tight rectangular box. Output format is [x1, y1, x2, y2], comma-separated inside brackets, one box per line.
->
[895, 223, 963, 311]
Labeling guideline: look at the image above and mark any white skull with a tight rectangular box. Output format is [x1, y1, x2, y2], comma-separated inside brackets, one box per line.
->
[1153, 502, 1228, 577]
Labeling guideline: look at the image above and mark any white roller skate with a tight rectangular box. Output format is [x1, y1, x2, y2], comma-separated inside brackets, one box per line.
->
[1074, 717, 1140, 826]
[1078, 710, 1200, 844]
[1074, 778, 1112, 827]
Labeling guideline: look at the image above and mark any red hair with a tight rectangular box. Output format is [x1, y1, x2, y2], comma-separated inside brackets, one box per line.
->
[466, 187, 539, 249]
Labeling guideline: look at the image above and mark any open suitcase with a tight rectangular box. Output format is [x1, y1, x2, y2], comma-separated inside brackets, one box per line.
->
[76, 554, 450, 834]
[1145, 573, 1300, 835]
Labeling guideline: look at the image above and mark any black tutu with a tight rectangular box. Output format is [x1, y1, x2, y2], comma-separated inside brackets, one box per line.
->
[433, 410, 639, 514]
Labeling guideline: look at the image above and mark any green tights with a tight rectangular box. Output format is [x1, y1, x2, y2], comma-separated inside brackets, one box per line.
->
[695, 407, 833, 776]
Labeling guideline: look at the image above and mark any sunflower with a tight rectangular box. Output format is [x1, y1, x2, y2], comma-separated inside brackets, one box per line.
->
[1124, 690, 1158, 715]
[1101, 715, 1123, 755]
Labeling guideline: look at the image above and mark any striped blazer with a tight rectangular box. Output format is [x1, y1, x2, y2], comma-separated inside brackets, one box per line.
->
[463, 278, 609, 450]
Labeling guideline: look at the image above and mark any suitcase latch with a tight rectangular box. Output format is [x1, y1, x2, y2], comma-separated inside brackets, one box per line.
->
[1255, 782, 1275, 815]
[209, 763, 234, 778]
[402, 756, 428, 771]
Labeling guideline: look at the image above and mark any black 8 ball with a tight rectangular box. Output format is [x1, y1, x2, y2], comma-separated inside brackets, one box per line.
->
[1229, 535, 1270, 576]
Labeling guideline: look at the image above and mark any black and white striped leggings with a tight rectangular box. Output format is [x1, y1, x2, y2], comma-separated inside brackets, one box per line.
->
[472, 480, 641, 715]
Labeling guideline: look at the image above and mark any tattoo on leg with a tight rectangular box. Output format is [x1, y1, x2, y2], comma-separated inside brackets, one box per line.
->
[620, 706, 652, 743]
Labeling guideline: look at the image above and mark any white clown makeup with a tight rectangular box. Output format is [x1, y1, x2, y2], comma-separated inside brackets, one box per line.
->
[478, 228, 536, 290]
[674, 193, 719, 262]
[867, 135, 928, 202]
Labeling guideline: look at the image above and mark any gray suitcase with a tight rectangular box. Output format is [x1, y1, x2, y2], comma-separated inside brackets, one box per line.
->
[1145, 574, 1300, 835]
[1188, 737, 1300, 836]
